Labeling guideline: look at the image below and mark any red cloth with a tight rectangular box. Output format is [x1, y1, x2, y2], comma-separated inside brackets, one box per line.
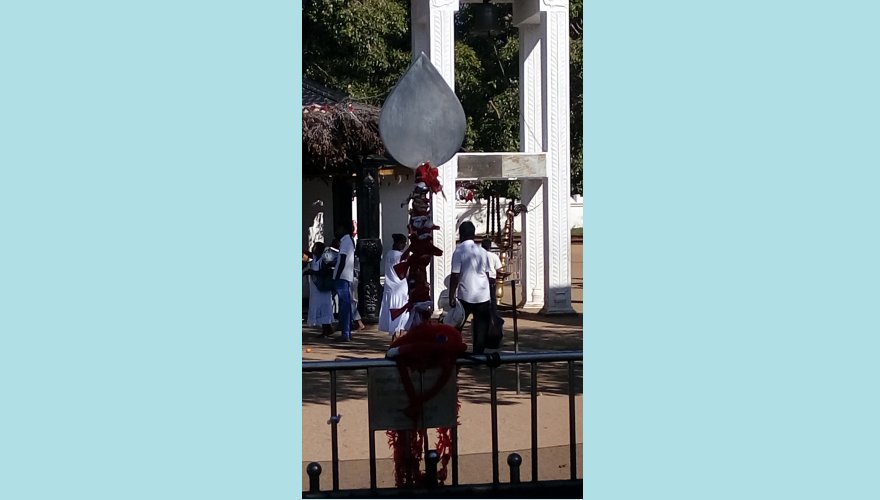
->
[390, 322, 466, 365]
[393, 237, 443, 280]
[389, 283, 431, 320]
[416, 162, 442, 194]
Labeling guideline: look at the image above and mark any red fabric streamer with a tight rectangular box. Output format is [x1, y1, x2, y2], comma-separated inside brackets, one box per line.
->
[388, 303, 411, 321]
[385, 323, 466, 488]
[389, 282, 431, 320]
[416, 162, 443, 195]
[393, 237, 443, 280]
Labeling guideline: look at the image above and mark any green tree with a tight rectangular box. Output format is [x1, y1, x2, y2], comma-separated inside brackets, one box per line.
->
[302, 0, 410, 103]
[303, 0, 583, 196]
[569, 0, 584, 196]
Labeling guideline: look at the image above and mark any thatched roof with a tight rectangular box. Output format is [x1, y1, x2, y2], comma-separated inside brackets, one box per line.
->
[302, 78, 387, 176]
[302, 102, 386, 175]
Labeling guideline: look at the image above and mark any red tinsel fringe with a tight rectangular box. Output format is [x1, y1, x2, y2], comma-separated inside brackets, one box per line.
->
[386, 398, 461, 488]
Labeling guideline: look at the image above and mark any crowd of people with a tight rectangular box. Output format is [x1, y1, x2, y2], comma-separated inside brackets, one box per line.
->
[303, 220, 504, 352]
[302, 221, 365, 342]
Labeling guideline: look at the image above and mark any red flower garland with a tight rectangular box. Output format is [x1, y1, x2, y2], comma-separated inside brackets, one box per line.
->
[385, 323, 466, 488]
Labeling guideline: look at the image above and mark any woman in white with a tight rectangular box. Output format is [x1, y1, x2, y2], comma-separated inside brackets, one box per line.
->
[379, 233, 410, 337]
[304, 242, 334, 337]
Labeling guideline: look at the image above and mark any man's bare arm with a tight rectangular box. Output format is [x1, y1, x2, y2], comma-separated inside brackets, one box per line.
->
[449, 272, 460, 307]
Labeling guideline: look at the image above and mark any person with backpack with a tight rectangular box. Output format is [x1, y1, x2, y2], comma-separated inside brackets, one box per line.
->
[333, 221, 357, 342]
[304, 242, 334, 337]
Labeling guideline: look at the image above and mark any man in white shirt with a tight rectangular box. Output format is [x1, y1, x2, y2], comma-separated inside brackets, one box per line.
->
[449, 221, 492, 353]
[334, 221, 356, 341]
[481, 238, 503, 309]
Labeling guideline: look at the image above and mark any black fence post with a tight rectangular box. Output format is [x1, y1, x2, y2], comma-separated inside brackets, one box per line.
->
[511, 279, 520, 395]
[425, 450, 439, 489]
[307, 462, 322, 493]
[507, 453, 522, 484]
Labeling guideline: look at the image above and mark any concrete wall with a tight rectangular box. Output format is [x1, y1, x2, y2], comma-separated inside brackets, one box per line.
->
[377, 176, 413, 254]
[569, 195, 584, 229]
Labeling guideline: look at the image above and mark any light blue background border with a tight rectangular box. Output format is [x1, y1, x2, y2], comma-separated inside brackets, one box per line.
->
[293, 0, 304, 495]
[2, 1, 879, 499]
[584, 1, 879, 499]
[2, 1, 299, 498]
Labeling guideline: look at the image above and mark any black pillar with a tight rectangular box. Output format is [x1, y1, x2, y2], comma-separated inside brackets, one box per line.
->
[331, 175, 353, 239]
[356, 165, 382, 323]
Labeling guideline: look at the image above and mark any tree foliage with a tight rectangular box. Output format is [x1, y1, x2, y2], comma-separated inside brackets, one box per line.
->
[303, 0, 410, 103]
[303, 0, 583, 196]
[569, 0, 584, 197]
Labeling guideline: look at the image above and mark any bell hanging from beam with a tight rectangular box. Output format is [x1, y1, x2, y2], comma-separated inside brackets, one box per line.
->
[472, 1, 504, 38]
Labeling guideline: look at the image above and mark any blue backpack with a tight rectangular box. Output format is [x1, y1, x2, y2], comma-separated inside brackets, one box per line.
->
[313, 261, 335, 293]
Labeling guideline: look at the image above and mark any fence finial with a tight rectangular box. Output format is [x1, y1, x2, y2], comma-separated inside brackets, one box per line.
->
[507, 453, 522, 483]
[306, 462, 322, 493]
[425, 450, 440, 488]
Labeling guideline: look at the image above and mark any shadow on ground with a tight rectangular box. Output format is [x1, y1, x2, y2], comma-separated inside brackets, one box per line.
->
[302, 307, 583, 406]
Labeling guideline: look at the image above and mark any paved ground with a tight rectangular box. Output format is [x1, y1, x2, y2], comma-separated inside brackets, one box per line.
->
[301, 243, 583, 489]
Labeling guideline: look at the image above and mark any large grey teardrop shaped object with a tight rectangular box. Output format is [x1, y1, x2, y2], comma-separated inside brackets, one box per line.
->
[379, 52, 467, 169]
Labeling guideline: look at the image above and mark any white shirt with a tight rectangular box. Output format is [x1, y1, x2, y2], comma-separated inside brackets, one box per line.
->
[484, 248, 502, 280]
[337, 234, 356, 282]
[383, 250, 406, 287]
[451, 239, 491, 303]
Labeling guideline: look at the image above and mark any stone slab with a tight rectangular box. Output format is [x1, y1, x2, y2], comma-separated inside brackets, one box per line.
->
[456, 153, 546, 180]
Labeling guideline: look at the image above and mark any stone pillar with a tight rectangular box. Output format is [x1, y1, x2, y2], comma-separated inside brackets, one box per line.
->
[518, 18, 546, 309]
[539, 2, 575, 314]
[356, 165, 382, 323]
[412, 0, 459, 310]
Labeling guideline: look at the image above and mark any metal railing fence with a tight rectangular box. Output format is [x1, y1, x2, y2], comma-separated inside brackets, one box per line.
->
[302, 350, 582, 497]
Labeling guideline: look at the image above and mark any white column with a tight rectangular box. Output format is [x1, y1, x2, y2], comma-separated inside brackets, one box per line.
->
[518, 19, 546, 309]
[540, 2, 575, 314]
[351, 194, 358, 237]
[411, 0, 459, 309]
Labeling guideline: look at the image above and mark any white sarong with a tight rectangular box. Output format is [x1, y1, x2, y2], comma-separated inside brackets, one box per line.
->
[378, 250, 409, 334]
